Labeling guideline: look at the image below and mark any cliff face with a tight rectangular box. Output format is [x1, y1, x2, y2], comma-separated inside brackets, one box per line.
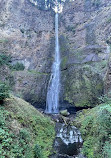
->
[59, 0, 111, 107]
[0, 0, 54, 107]
[0, 0, 111, 108]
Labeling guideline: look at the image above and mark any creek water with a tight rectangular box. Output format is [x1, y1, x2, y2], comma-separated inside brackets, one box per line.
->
[50, 123, 84, 158]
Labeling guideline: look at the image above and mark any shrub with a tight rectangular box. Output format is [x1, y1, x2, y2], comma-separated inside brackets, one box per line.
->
[103, 141, 111, 158]
[77, 106, 111, 158]
[66, 25, 76, 34]
[33, 144, 43, 158]
[98, 94, 111, 104]
[0, 54, 11, 66]
[0, 82, 9, 102]
[10, 62, 25, 71]
[19, 129, 30, 143]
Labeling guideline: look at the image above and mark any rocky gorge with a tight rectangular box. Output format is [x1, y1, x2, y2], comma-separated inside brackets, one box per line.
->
[0, 0, 111, 157]
[0, 0, 111, 108]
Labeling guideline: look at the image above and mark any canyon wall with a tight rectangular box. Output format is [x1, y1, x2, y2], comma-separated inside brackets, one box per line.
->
[0, 0, 111, 108]
[60, 0, 111, 107]
[0, 0, 54, 107]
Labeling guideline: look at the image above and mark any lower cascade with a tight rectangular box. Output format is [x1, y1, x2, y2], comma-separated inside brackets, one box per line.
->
[50, 123, 84, 158]
[56, 124, 83, 145]
[45, 12, 60, 114]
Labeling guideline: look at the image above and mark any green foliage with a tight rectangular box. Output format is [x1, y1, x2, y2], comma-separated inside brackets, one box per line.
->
[98, 94, 111, 104]
[66, 25, 76, 34]
[10, 62, 25, 71]
[0, 54, 11, 66]
[0, 108, 32, 158]
[0, 96, 55, 158]
[64, 65, 103, 107]
[75, 104, 111, 158]
[19, 129, 30, 143]
[106, 17, 111, 24]
[82, 137, 94, 158]
[92, 0, 101, 7]
[0, 39, 8, 43]
[0, 82, 9, 102]
[61, 56, 68, 70]
[102, 141, 111, 158]
[33, 144, 43, 158]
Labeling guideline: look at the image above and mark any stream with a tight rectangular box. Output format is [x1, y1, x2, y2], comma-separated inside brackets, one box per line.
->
[50, 121, 85, 158]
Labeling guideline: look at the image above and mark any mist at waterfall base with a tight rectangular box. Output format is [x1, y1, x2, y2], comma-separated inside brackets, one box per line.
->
[45, 13, 60, 114]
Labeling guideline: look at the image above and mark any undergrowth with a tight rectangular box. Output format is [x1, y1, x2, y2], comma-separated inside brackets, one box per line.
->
[0, 96, 55, 158]
[75, 104, 111, 158]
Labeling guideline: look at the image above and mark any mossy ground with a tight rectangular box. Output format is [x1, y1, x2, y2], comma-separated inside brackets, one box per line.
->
[0, 96, 55, 158]
[74, 103, 111, 158]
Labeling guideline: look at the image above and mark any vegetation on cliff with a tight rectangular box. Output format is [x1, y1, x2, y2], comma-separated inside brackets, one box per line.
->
[0, 96, 55, 158]
[74, 103, 111, 158]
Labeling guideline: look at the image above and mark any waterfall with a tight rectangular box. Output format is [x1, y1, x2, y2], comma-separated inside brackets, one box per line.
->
[45, 13, 60, 114]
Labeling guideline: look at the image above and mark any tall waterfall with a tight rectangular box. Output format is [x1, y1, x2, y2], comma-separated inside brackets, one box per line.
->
[45, 13, 60, 113]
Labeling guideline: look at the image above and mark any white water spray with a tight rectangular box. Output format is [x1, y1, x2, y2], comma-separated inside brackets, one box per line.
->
[45, 13, 60, 113]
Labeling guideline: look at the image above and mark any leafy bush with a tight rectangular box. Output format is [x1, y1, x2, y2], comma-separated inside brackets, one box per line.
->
[75, 105, 111, 158]
[66, 25, 76, 34]
[10, 62, 25, 71]
[0, 107, 33, 158]
[0, 82, 9, 102]
[103, 141, 111, 158]
[0, 54, 11, 66]
[19, 129, 30, 143]
[33, 144, 43, 158]
[98, 94, 111, 104]
[0, 96, 55, 158]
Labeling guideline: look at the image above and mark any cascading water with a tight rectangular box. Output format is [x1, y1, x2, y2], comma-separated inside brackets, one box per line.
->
[50, 123, 84, 158]
[45, 12, 60, 114]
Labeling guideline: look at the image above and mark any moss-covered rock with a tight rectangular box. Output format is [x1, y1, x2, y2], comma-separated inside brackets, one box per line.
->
[62, 65, 103, 107]
[60, 109, 70, 116]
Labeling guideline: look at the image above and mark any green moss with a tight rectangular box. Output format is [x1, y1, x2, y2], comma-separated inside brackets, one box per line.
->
[61, 56, 68, 70]
[0, 54, 11, 66]
[59, 34, 70, 57]
[28, 70, 49, 75]
[0, 82, 9, 102]
[91, 60, 108, 73]
[92, 0, 101, 7]
[66, 25, 76, 34]
[63, 65, 103, 107]
[10, 62, 25, 71]
[106, 16, 111, 24]
[0, 39, 9, 43]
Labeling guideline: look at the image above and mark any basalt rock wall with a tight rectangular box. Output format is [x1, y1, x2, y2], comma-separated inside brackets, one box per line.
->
[1, 0, 111, 108]
[59, 0, 111, 107]
[0, 0, 54, 107]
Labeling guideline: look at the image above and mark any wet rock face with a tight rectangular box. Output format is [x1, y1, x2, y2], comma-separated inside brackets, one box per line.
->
[0, 0, 54, 105]
[62, 65, 104, 107]
[59, 0, 111, 107]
